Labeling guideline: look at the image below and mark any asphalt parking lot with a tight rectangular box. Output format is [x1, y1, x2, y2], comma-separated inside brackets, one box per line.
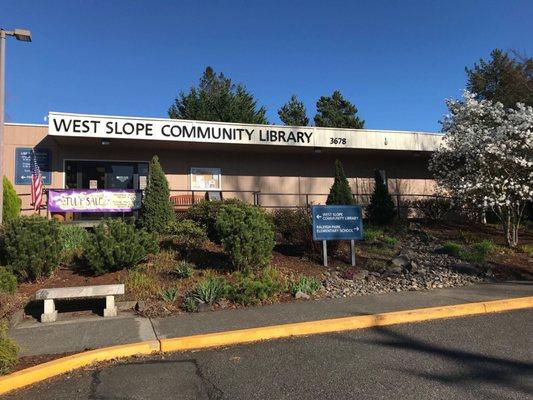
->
[5, 310, 533, 400]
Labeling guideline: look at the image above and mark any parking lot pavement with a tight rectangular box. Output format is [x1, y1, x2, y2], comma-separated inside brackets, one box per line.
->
[6, 309, 533, 400]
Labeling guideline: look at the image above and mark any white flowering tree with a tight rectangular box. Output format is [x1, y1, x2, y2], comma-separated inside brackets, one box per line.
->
[430, 91, 533, 247]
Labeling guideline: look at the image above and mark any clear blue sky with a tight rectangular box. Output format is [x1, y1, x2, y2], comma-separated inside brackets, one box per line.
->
[2, 0, 532, 132]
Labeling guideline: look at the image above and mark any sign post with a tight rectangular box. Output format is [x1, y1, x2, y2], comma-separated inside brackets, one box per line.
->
[312, 205, 363, 267]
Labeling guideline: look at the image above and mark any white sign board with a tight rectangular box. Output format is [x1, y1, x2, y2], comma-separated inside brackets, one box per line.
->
[48, 112, 442, 151]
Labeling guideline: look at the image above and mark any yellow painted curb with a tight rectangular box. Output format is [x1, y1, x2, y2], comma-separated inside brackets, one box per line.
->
[1, 296, 532, 396]
[0, 340, 159, 396]
[159, 296, 533, 352]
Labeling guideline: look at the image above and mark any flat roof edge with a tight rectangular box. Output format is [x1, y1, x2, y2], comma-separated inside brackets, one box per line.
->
[48, 111, 441, 136]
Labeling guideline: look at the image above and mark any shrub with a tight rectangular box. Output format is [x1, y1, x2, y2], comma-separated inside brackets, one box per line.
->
[182, 296, 199, 312]
[272, 208, 310, 246]
[174, 260, 194, 279]
[216, 203, 275, 272]
[290, 276, 323, 295]
[225, 267, 285, 305]
[187, 199, 244, 242]
[412, 197, 455, 221]
[0, 322, 18, 375]
[84, 219, 159, 275]
[2, 176, 20, 223]
[326, 160, 354, 205]
[363, 228, 383, 242]
[140, 155, 175, 234]
[3, 216, 61, 281]
[367, 170, 396, 225]
[190, 276, 226, 305]
[160, 287, 179, 302]
[0, 268, 17, 294]
[520, 244, 533, 257]
[168, 219, 208, 254]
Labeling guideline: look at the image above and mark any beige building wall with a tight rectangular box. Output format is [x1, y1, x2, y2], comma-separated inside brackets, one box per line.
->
[3, 124, 437, 213]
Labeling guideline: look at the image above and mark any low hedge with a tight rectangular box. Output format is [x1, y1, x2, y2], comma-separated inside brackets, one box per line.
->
[0, 268, 17, 294]
[3, 216, 61, 281]
[216, 202, 275, 272]
[84, 219, 159, 275]
[0, 322, 18, 375]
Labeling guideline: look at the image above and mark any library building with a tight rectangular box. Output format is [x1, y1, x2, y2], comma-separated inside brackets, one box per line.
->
[2, 112, 442, 219]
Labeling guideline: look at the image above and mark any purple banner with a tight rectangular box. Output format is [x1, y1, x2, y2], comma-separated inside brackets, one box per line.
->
[48, 189, 142, 213]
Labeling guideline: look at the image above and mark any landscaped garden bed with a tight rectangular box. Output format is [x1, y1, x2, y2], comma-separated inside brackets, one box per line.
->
[1, 156, 532, 376]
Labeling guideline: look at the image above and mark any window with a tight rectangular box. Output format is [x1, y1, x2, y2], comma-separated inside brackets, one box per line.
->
[190, 167, 221, 191]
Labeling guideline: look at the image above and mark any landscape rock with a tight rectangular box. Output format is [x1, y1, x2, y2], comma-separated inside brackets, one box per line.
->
[391, 254, 410, 268]
[295, 291, 311, 300]
[352, 269, 369, 280]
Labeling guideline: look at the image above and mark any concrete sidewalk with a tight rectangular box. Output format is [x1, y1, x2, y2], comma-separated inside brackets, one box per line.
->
[9, 281, 533, 357]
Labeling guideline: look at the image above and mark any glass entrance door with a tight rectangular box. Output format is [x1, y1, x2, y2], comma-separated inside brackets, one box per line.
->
[107, 164, 135, 189]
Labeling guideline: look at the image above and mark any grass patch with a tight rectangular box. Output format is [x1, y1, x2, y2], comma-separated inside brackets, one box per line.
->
[442, 240, 494, 263]
[382, 235, 399, 246]
[519, 244, 533, 257]
[125, 270, 158, 299]
[225, 267, 285, 306]
[363, 228, 383, 243]
[160, 287, 179, 302]
[290, 276, 323, 295]
[174, 260, 194, 279]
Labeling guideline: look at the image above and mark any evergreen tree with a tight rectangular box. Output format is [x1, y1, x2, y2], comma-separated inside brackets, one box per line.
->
[2, 176, 21, 223]
[168, 66, 268, 124]
[140, 156, 174, 233]
[466, 49, 533, 108]
[314, 90, 364, 128]
[326, 160, 354, 205]
[367, 170, 396, 225]
[278, 95, 309, 126]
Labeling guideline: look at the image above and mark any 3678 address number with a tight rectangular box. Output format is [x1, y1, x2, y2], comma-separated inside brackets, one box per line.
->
[330, 138, 347, 145]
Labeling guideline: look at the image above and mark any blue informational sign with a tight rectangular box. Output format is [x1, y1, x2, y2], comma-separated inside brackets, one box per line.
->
[312, 205, 363, 241]
[15, 147, 52, 185]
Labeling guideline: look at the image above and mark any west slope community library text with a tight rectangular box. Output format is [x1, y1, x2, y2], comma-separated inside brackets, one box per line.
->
[3, 112, 442, 215]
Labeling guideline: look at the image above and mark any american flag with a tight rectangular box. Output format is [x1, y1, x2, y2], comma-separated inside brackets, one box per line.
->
[30, 150, 43, 212]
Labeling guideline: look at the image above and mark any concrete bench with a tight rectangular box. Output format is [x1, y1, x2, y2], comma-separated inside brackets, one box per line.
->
[35, 284, 125, 323]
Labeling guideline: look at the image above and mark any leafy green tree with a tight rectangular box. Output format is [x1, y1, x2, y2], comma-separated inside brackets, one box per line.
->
[168, 66, 268, 124]
[278, 95, 309, 126]
[326, 160, 354, 205]
[466, 49, 533, 108]
[140, 156, 175, 233]
[2, 177, 20, 223]
[367, 170, 396, 225]
[314, 90, 364, 128]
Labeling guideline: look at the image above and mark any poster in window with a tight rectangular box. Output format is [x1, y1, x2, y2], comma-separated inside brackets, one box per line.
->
[190, 167, 221, 190]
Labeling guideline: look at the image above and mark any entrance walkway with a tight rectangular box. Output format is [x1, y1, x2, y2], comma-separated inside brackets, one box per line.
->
[9, 281, 533, 357]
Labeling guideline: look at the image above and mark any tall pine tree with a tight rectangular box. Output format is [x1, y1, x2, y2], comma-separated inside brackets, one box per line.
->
[140, 156, 174, 233]
[314, 91, 364, 129]
[466, 49, 533, 108]
[278, 95, 309, 126]
[168, 66, 268, 124]
[326, 160, 354, 205]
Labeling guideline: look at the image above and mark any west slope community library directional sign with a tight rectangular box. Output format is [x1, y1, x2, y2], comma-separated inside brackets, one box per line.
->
[312, 205, 363, 241]
[312, 205, 363, 267]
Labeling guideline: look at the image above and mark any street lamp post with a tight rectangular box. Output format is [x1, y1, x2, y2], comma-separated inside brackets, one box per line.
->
[0, 28, 32, 224]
